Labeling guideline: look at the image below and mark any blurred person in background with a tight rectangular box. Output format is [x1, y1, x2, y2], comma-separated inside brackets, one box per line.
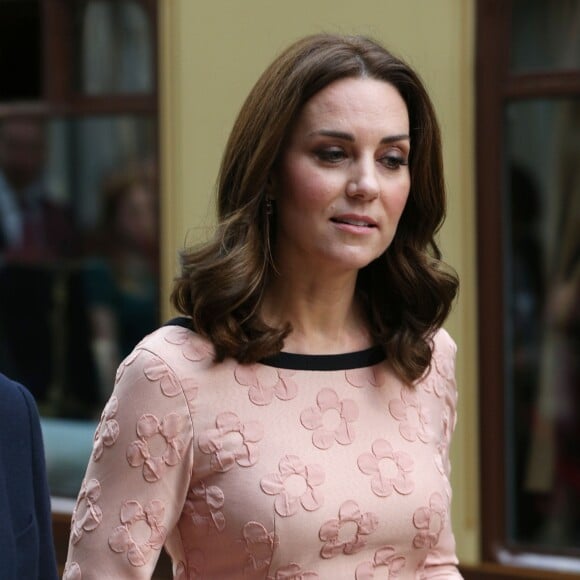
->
[0, 117, 73, 262]
[84, 165, 159, 404]
[0, 117, 76, 403]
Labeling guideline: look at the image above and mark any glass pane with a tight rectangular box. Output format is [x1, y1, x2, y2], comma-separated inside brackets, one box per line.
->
[75, 0, 153, 95]
[511, 0, 580, 73]
[0, 115, 159, 496]
[0, 0, 41, 101]
[504, 99, 580, 549]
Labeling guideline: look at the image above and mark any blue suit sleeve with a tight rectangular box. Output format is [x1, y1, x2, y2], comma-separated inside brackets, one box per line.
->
[12, 380, 59, 579]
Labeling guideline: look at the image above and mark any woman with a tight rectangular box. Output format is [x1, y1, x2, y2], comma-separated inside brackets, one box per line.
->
[65, 34, 461, 579]
[84, 166, 159, 404]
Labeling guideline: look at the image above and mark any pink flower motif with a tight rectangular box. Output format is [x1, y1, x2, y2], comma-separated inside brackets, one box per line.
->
[115, 350, 140, 383]
[71, 478, 103, 544]
[388, 387, 432, 443]
[419, 364, 448, 398]
[434, 404, 454, 476]
[198, 412, 264, 472]
[413, 492, 447, 549]
[345, 364, 386, 389]
[143, 357, 198, 401]
[63, 561, 82, 580]
[355, 546, 406, 579]
[357, 439, 414, 497]
[319, 500, 379, 559]
[260, 455, 325, 517]
[164, 327, 214, 361]
[267, 563, 319, 579]
[183, 481, 226, 534]
[126, 413, 186, 482]
[300, 388, 358, 449]
[175, 549, 205, 579]
[235, 364, 298, 406]
[109, 499, 167, 567]
[92, 396, 120, 461]
[242, 521, 278, 572]
[433, 341, 456, 383]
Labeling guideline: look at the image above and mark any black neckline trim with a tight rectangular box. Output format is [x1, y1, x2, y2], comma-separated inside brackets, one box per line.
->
[164, 317, 386, 371]
[260, 347, 385, 371]
[164, 316, 194, 331]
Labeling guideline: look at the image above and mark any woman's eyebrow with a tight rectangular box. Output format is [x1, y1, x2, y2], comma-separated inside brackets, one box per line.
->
[308, 129, 410, 144]
[308, 129, 354, 141]
[381, 134, 410, 144]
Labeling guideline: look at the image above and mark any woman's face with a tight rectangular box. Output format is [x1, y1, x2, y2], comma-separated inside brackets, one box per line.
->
[116, 185, 156, 248]
[273, 77, 411, 276]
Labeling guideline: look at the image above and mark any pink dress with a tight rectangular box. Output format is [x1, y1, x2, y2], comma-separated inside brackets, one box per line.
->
[64, 320, 462, 579]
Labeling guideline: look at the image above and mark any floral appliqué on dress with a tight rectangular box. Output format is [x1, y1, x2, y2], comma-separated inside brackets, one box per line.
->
[71, 478, 103, 544]
[242, 521, 279, 572]
[345, 364, 386, 389]
[143, 357, 198, 401]
[164, 326, 214, 362]
[126, 412, 186, 482]
[355, 546, 406, 579]
[357, 439, 414, 497]
[319, 500, 379, 559]
[300, 388, 358, 449]
[198, 411, 264, 472]
[115, 350, 140, 384]
[92, 396, 120, 461]
[62, 561, 82, 580]
[388, 387, 432, 443]
[267, 563, 319, 579]
[183, 481, 226, 534]
[412, 492, 447, 549]
[235, 364, 298, 406]
[108, 499, 167, 567]
[260, 455, 325, 517]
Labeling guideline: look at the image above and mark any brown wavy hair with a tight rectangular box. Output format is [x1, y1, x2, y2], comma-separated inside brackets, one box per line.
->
[172, 34, 459, 384]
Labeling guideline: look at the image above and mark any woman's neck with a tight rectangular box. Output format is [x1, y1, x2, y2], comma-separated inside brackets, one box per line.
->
[261, 270, 371, 354]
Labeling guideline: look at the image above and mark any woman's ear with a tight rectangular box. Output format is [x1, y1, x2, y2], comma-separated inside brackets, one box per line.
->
[267, 159, 285, 199]
[265, 174, 277, 200]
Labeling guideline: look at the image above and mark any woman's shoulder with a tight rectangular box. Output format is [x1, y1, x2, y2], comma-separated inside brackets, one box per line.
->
[415, 326, 458, 402]
[109, 321, 217, 417]
[431, 326, 457, 359]
[119, 318, 216, 379]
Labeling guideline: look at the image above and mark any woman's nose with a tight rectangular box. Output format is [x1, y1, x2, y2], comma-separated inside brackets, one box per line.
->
[346, 159, 380, 200]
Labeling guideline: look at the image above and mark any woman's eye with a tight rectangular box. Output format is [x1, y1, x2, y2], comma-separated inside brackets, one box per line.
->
[379, 155, 408, 170]
[316, 148, 346, 163]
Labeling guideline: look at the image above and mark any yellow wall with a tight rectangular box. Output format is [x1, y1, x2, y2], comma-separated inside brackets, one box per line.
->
[159, 0, 479, 564]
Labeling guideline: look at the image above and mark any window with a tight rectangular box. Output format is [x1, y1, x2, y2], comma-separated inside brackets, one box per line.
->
[0, 0, 168, 573]
[475, 0, 580, 577]
[0, 0, 42, 101]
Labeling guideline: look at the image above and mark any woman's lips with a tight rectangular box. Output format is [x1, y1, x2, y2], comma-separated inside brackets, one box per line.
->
[331, 214, 377, 228]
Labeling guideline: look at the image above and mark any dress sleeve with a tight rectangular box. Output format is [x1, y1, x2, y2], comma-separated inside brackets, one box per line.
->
[64, 346, 195, 579]
[421, 330, 463, 579]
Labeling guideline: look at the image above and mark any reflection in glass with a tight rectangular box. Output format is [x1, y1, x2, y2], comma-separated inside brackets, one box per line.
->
[83, 163, 158, 405]
[505, 99, 580, 548]
[0, 115, 158, 496]
[77, 0, 153, 94]
[511, 0, 580, 73]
